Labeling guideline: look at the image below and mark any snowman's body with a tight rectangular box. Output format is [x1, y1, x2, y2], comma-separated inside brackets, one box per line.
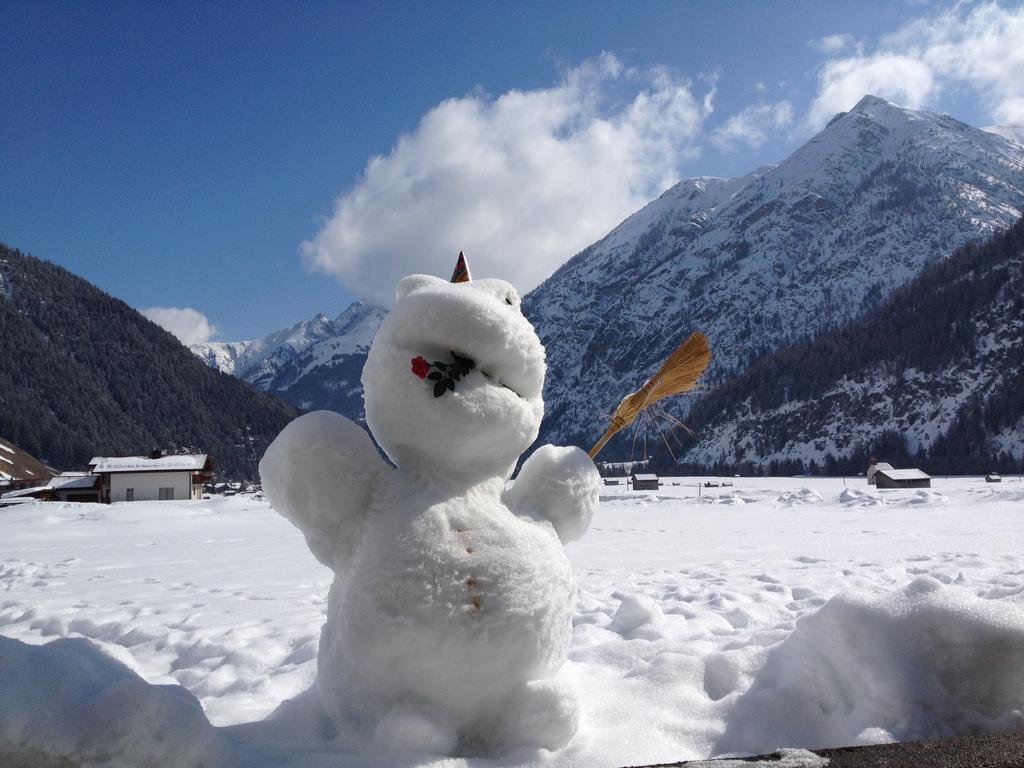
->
[260, 274, 599, 755]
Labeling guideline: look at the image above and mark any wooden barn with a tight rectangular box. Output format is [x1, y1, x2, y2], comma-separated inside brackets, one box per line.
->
[866, 460, 894, 485]
[875, 467, 931, 489]
[631, 473, 660, 491]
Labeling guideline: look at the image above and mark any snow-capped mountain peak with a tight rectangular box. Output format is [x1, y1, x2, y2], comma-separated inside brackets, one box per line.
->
[191, 301, 386, 417]
[523, 96, 1024, 454]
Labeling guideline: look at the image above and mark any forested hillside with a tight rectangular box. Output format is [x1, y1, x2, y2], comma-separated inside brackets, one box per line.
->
[679, 216, 1024, 476]
[0, 244, 298, 478]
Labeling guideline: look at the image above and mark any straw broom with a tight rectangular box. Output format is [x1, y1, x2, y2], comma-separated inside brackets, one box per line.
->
[589, 332, 712, 459]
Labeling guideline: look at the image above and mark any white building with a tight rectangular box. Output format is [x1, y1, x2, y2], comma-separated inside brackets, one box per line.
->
[89, 453, 213, 503]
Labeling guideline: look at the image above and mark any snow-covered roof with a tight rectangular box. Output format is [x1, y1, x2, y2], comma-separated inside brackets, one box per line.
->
[0, 436, 55, 483]
[0, 473, 100, 498]
[870, 462, 894, 471]
[49, 474, 101, 491]
[89, 455, 210, 473]
[877, 468, 931, 481]
[0, 485, 45, 499]
[631, 474, 659, 481]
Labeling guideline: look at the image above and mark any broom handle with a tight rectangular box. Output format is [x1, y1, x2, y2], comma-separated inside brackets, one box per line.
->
[590, 412, 630, 459]
[588, 427, 616, 459]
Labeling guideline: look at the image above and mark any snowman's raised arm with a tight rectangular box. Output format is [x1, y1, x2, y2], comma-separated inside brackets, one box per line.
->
[259, 411, 390, 572]
[503, 444, 600, 544]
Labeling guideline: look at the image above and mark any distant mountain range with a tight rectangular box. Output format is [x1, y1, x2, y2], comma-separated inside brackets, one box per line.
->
[192, 302, 385, 422]
[190, 95, 1024, 472]
[0, 245, 298, 479]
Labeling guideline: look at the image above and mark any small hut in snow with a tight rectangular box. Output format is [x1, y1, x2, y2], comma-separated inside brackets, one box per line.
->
[631, 474, 660, 491]
[867, 458, 931, 488]
[875, 467, 931, 489]
[866, 459, 894, 485]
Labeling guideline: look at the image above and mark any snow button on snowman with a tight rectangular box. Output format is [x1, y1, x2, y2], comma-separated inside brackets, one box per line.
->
[259, 253, 600, 756]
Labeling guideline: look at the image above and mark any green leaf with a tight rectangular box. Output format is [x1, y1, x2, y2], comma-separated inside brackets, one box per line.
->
[434, 361, 448, 371]
[434, 380, 447, 397]
[427, 371, 442, 381]
[446, 378, 455, 391]
[451, 351, 476, 369]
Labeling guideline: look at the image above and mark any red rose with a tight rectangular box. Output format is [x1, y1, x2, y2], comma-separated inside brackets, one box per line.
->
[411, 356, 430, 379]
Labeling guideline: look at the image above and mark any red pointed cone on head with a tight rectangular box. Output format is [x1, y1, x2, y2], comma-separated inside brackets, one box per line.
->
[450, 251, 472, 283]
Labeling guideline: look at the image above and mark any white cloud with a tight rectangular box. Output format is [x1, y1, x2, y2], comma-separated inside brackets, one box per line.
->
[808, 54, 936, 128]
[808, 2, 1024, 129]
[142, 306, 218, 345]
[811, 33, 855, 54]
[301, 54, 712, 305]
[712, 101, 794, 151]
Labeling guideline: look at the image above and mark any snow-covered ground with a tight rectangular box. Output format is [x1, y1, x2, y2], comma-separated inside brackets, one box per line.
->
[2, 476, 1024, 766]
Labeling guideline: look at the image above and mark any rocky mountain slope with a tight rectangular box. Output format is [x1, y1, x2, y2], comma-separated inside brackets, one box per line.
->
[192, 302, 385, 420]
[680, 215, 1024, 474]
[523, 96, 1024, 455]
[0, 244, 298, 478]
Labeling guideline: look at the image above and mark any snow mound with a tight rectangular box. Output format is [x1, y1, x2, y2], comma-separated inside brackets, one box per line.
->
[716, 577, 1024, 755]
[838, 487, 886, 506]
[776, 488, 824, 506]
[0, 635, 229, 767]
[901, 489, 947, 505]
[609, 592, 667, 639]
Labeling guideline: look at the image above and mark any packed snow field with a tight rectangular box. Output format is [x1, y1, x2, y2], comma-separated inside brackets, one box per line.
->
[2, 476, 1024, 766]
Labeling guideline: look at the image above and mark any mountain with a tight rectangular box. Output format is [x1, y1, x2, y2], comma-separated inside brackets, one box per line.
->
[0, 244, 299, 479]
[985, 124, 1024, 147]
[679, 215, 1024, 475]
[192, 312, 338, 384]
[523, 96, 1024, 456]
[192, 302, 385, 420]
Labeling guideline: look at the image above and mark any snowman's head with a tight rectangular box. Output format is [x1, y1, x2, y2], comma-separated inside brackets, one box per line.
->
[362, 274, 545, 479]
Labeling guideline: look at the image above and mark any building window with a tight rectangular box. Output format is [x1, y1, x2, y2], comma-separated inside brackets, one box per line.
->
[158, 487, 174, 500]
[126, 488, 134, 501]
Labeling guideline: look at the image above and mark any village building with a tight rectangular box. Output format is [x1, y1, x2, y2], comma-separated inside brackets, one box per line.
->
[0, 473, 102, 505]
[630, 473, 660, 491]
[875, 467, 932, 489]
[89, 452, 213, 503]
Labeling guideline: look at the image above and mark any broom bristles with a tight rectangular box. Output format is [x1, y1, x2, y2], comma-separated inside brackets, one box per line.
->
[589, 332, 711, 459]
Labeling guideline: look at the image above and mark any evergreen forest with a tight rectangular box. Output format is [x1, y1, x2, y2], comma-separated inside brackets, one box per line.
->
[0, 244, 298, 479]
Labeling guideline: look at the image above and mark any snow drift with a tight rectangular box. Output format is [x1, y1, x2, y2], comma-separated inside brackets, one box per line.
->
[715, 576, 1024, 755]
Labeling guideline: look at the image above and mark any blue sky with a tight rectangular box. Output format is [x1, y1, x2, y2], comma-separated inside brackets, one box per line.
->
[2, 1, 1021, 342]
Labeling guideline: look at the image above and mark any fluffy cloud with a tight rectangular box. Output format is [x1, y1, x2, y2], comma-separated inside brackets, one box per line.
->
[808, 2, 1024, 129]
[808, 55, 936, 127]
[810, 33, 856, 55]
[301, 54, 712, 305]
[142, 306, 218, 345]
[712, 101, 794, 151]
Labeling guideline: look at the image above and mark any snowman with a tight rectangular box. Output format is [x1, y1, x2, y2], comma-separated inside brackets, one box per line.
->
[259, 260, 599, 755]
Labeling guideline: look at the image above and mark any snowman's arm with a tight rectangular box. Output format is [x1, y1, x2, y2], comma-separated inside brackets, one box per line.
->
[503, 444, 600, 544]
[259, 410, 390, 572]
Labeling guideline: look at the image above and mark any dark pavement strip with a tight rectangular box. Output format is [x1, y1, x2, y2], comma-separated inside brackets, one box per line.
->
[627, 729, 1024, 768]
